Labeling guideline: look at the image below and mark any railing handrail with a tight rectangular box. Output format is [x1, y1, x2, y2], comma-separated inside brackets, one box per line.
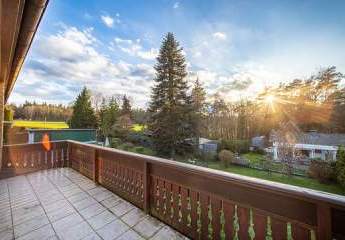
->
[3, 140, 67, 147]
[66, 140, 345, 209]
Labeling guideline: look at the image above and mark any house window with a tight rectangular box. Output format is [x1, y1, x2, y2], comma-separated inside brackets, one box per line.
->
[315, 149, 322, 154]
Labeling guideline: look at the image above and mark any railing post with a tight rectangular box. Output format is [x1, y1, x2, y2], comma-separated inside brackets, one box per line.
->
[143, 161, 150, 213]
[317, 203, 332, 239]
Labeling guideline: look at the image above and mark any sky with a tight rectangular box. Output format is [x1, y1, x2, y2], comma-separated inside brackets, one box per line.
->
[9, 0, 345, 108]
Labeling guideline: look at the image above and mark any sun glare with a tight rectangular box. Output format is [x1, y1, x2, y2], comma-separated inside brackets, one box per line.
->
[264, 95, 275, 105]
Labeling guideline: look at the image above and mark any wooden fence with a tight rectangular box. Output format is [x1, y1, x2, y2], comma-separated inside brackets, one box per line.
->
[1, 140, 345, 239]
[1, 141, 68, 178]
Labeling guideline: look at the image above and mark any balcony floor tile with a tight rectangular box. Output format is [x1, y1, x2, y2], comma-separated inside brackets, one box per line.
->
[0, 168, 188, 240]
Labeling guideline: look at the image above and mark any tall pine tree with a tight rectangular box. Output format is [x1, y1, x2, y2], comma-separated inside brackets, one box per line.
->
[70, 87, 97, 128]
[99, 97, 119, 138]
[149, 33, 193, 157]
[191, 78, 207, 147]
[121, 95, 132, 118]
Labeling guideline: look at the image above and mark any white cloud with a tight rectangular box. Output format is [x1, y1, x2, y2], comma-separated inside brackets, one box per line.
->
[213, 32, 227, 40]
[101, 15, 114, 28]
[101, 13, 120, 28]
[111, 37, 158, 60]
[173, 2, 180, 9]
[10, 26, 155, 108]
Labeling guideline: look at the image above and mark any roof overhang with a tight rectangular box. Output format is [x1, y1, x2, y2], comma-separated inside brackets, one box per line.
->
[1, 0, 49, 103]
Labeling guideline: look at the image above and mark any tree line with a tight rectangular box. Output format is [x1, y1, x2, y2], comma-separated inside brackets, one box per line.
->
[8, 32, 345, 159]
[9, 101, 72, 121]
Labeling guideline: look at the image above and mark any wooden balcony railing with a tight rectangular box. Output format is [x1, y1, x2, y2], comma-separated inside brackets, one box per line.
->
[2, 140, 345, 239]
[1, 141, 68, 178]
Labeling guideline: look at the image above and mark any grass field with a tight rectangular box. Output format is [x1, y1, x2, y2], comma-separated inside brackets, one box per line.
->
[12, 120, 69, 129]
[208, 162, 345, 195]
[241, 152, 266, 164]
[131, 124, 146, 132]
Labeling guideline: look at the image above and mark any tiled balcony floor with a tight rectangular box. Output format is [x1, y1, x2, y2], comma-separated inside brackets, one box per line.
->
[0, 168, 188, 240]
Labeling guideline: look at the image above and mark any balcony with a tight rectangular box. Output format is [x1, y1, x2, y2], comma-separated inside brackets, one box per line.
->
[0, 168, 186, 240]
[1, 141, 345, 240]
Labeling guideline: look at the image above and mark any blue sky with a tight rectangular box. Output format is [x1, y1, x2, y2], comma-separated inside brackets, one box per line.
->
[9, 0, 345, 108]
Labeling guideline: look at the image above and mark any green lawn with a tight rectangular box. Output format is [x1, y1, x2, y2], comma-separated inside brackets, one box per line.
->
[208, 162, 345, 195]
[116, 143, 156, 156]
[241, 152, 266, 165]
[241, 152, 307, 176]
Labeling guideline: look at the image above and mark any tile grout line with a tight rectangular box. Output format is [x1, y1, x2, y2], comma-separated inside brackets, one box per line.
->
[60, 168, 150, 239]
[6, 180, 15, 240]
[61, 168, 163, 240]
[47, 168, 105, 240]
[25, 173, 60, 240]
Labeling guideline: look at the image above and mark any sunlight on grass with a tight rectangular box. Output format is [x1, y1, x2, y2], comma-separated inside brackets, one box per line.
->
[131, 124, 146, 132]
[208, 162, 345, 195]
[12, 120, 69, 129]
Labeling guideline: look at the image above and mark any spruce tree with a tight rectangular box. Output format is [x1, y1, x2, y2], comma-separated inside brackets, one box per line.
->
[149, 32, 193, 157]
[99, 97, 119, 137]
[70, 87, 97, 128]
[191, 78, 207, 147]
[121, 95, 132, 118]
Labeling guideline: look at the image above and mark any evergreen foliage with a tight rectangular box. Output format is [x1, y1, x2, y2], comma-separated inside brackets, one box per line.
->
[336, 146, 345, 188]
[70, 87, 97, 128]
[99, 97, 119, 137]
[191, 78, 207, 147]
[149, 32, 193, 157]
[121, 95, 132, 118]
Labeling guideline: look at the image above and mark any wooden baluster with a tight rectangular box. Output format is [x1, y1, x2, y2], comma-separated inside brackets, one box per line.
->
[271, 217, 287, 240]
[172, 184, 180, 229]
[238, 206, 249, 240]
[129, 169, 136, 194]
[165, 182, 173, 223]
[211, 197, 222, 240]
[180, 187, 189, 234]
[115, 162, 120, 189]
[151, 177, 159, 213]
[190, 190, 199, 239]
[158, 179, 166, 218]
[51, 150, 54, 168]
[253, 211, 267, 240]
[135, 172, 140, 199]
[292, 224, 311, 239]
[124, 168, 129, 193]
[200, 193, 210, 239]
[119, 165, 123, 191]
[223, 201, 234, 239]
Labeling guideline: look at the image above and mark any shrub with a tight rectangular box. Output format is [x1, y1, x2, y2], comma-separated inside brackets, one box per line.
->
[218, 150, 235, 168]
[220, 139, 250, 154]
[118, 142, 134, 151]
[308, 159, 335, 183]
[110, 138, 122, 148]
[134, 146, 145, 153]
[253, 148, 266, 155]
[336, 146, 345, 188]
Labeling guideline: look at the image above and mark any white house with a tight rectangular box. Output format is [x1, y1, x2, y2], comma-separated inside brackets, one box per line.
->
[271, 130, 345, 161]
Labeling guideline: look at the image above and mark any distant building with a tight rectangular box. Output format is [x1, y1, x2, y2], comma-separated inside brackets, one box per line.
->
[198, 138, 219, 155]
[251, 136, 266, 150]
[271, 130, 345, 161]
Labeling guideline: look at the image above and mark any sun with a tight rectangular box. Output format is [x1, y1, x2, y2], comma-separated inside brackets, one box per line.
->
[264, 94, 276, 105]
